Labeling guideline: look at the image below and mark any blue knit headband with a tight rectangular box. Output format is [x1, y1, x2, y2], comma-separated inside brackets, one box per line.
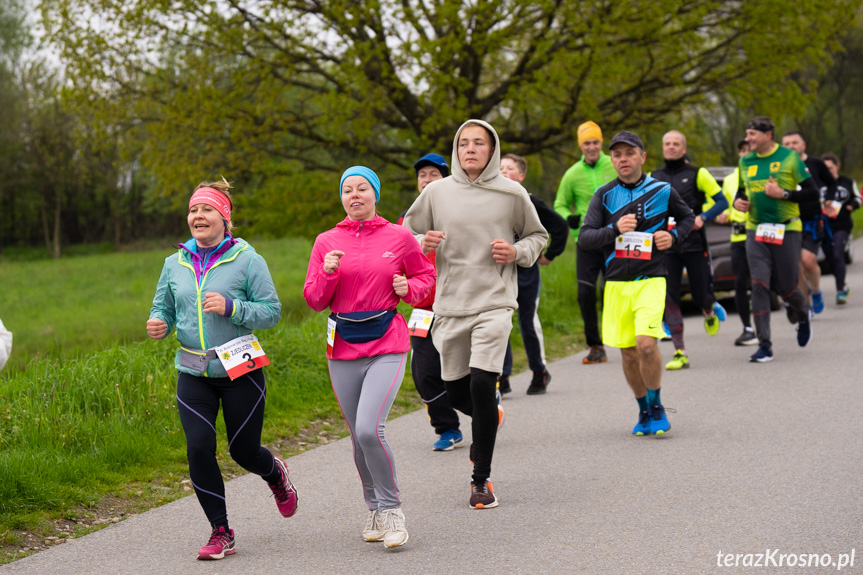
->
[339, 166, 381, 202]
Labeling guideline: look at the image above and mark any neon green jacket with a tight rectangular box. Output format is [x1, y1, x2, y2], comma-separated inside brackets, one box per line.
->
[554, 152, 617, 240]
[703, 168, 748, 243]
[149, 238, 282, 377]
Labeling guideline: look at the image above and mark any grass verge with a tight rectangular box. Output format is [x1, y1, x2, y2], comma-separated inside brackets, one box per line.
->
[0, 236, 586, 563]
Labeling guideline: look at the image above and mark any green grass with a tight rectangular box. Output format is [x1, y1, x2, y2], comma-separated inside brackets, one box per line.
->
[0, 235, 587, 563]
[852, 207, 863, 238]
[0, 237, 314, 368]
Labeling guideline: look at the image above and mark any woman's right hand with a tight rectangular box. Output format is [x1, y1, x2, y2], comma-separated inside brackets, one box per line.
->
[323, 250, 345, 274]
[146, 318, 168, 340]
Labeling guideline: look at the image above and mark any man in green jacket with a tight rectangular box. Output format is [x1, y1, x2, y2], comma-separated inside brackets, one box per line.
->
[554, 121, 617, 364]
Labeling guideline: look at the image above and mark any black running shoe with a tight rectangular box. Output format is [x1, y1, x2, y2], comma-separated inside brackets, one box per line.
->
[469, 480, 499, 509]
[526, 370, 550, 395]
[497, 375, 511, 395]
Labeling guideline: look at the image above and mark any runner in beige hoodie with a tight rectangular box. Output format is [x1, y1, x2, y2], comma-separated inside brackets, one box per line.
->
[404, 119, 548, 509]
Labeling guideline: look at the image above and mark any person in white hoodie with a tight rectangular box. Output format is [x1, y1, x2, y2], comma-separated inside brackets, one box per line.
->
[404, 119, 548, 509]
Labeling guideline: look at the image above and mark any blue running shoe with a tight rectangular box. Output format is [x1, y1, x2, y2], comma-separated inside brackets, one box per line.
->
[662, 322, 672, 340]
[713, 301, 727, 322]
[812, 291, 825, 314]
[649, 404, 671, 435]
[433, 429, 463, 451]
[749, 342, 773, 363]
[632, 410, 651, 436]
[797, 318, 813, 347]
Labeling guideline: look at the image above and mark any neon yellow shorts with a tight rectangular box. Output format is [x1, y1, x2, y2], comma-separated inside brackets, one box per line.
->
[602, 277, 667, 348]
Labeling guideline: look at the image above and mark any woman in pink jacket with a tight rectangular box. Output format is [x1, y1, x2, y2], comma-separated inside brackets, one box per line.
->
[303, 166, 435, 550]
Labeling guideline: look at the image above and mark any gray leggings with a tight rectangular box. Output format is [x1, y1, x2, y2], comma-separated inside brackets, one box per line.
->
[328, 353, 406, 510]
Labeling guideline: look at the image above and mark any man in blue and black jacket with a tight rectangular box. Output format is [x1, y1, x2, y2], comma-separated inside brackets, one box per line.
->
[579, 130, 694, 436]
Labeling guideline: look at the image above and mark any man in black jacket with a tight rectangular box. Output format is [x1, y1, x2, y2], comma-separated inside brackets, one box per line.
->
[497, 154, 569, 395]
[651, 130, 728, 371]
[579, 131, 694, 436]
[781, 131, 838, 316]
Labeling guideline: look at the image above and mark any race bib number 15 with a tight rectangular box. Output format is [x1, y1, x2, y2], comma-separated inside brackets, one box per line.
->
[215, 334, 270, 380]
[615, 232, 653, 260]
[755, 223, 785, 245]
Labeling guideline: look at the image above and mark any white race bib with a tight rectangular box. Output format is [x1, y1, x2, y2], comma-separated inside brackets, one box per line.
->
[326, 317, 336, 355]
[215, 334, 270, 380]
[755, 223, 785, 245]
[407, 308, 434, 338]
[615, 232, 653, 260]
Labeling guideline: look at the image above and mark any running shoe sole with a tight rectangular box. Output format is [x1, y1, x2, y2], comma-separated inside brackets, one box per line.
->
[198, 548, 236, 561]
[470, 494, 499, 509]
[384, 532, 409, 549]
[433, 436, 464, 451]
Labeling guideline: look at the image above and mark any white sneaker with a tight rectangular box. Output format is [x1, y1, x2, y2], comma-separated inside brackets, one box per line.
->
[380, 508, 409, 549]
[362, 509, 385, 542]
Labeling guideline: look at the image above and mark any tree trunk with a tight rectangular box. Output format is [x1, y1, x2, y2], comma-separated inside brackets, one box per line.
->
[40, 196, 51, 254]
[53, 189, 61, 259]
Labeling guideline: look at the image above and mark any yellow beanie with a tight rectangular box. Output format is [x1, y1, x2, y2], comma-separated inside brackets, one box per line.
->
[577, 121, 603, 146]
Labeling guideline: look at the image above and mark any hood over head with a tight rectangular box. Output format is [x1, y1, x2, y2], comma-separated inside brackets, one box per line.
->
[451, 119, 505, 187]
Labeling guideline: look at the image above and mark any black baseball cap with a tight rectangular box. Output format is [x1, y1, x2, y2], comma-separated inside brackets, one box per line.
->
[608, 130, 645, 151]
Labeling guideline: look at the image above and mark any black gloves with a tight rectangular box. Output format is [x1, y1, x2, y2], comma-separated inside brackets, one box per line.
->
[567, 214, 581, 229]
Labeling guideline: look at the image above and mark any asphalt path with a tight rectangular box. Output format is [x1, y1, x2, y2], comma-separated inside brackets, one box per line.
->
[4, 246, 863, 575]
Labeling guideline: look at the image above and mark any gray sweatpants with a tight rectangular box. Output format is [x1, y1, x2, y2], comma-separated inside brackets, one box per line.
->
[746, 230, 809, 346]
[328, 353, 407, 510]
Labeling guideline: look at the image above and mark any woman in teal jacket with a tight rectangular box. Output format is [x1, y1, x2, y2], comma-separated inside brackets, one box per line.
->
[147, 179, 297, 561]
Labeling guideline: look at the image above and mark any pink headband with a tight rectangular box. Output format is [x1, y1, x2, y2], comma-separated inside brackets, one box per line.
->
[189, 187, 232, 222]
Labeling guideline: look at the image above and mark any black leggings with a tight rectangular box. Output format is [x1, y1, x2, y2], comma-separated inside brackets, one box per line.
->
[664, 250, 715, 350]
[823, 229, 850, 291]
[731, 241, 752, 328]
[411, 334, 460, 435]
[577, 244, 605, 348]
[445, 368, 499, 485]
[177, 369, 279, 528]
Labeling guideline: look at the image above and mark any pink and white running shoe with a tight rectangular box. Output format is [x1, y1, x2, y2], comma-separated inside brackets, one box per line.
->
[268, 456, 299, 517]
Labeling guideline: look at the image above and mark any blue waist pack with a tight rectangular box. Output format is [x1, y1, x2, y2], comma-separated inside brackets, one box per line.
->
[331, 310, 397, 344]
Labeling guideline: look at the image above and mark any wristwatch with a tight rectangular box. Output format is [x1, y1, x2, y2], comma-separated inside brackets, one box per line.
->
[782, 190, 791, 200]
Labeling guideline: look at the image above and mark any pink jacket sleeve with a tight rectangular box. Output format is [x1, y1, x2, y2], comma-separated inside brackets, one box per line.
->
[399, 229, 437, 306]
[303, 236, 340, 312]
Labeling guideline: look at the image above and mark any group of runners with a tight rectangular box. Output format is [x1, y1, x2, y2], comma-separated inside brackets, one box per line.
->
[146, 114, 859, 560]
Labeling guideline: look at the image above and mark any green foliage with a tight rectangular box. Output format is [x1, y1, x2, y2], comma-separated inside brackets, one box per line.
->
[39, 0, 859, 217]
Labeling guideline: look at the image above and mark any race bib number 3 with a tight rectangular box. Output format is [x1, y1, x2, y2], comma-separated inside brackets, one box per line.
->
[755, 223, 785, 245]
[215, 334, 270, 380]
[615, 232, 653, 260]
[407, 308, 434, 338]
